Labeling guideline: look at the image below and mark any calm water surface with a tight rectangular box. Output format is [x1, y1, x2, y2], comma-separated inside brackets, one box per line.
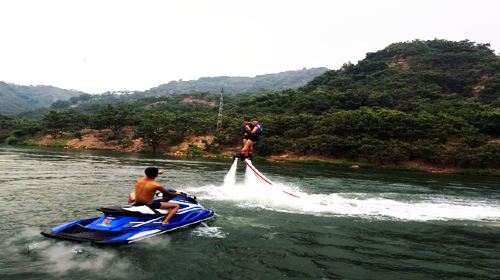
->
[0, 146, 499, 279]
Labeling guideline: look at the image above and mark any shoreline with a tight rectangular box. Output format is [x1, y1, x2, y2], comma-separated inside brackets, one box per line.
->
[266, 156, 500, 176]
[5, 140, 499, 177]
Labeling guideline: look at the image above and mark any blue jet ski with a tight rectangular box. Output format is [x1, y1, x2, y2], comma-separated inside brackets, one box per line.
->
[41, 193, 214, 245]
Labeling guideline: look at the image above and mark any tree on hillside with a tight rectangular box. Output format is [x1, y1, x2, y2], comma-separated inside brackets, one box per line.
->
[0, 114, 15, 142]
[481, 73, 500, 101]
[0, 114, 13, 130]
[134, 111, 171, 153]
[42, 110, 74, 138]
[95, 104, 135, 138]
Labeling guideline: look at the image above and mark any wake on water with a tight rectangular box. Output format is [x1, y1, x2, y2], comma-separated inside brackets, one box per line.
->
[188, 160, 500, 222]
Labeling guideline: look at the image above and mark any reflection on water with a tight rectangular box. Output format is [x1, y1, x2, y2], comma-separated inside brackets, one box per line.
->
[0, 145, 499, 279]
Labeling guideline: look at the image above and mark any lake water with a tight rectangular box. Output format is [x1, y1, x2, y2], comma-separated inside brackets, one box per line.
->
[0, 146, 499, 279]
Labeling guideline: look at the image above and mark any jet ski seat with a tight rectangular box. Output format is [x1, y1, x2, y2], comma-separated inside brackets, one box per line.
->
[97, 205, 168, 217]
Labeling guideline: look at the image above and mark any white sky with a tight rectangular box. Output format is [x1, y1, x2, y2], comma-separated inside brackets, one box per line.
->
[0, 0, 498, 93]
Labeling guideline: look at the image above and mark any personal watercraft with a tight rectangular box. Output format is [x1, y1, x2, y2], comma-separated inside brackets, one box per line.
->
[41, 193, 214, 245]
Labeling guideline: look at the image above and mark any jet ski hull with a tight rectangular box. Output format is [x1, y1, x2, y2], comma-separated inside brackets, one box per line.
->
[41, 195, 214, 245]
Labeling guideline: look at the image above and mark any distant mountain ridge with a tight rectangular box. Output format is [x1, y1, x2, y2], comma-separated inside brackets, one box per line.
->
[144, 68, 329, 96]
[0, 82, 85, 115]
[2, 67, 329, 115]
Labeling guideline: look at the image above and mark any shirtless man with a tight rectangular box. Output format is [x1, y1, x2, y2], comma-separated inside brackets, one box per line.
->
[128, 167, 180, 224]
[240, 118, 254, 155]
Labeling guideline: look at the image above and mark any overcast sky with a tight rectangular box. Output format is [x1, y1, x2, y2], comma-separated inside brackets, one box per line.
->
[0, 0, 498, 93]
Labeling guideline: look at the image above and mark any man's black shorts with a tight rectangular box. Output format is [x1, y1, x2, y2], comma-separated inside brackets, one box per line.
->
[248, 135, 259, 142]
[135, 200, 162, 209]
[148, 200, 162, 209]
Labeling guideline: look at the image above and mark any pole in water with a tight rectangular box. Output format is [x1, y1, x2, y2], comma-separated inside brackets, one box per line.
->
[216, 88, 224, 133]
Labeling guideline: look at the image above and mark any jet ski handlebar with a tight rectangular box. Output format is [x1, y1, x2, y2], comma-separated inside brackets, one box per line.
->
[155, 191, 198, 204]
[181, 193, 198, 204]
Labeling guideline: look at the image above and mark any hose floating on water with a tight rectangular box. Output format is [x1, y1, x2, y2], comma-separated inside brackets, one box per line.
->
[244, 159, 300, 198]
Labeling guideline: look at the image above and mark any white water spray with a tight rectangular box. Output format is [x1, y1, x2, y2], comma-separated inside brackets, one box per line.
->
[223, 159, 238, 187]
[245, 160, 274, 185]
[186, 160, 500, 222]
[245, 159, 300, 197]
[244, 160, 259, 186]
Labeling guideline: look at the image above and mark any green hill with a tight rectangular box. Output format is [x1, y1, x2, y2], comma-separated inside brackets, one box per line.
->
[237, 40, 499, 114]
[145, 67, 329, 95]
[3, 39, 499, 171]
[228, 40, 499, 168]
[30, 67, 328, 115]
[0, 82, 85, 115]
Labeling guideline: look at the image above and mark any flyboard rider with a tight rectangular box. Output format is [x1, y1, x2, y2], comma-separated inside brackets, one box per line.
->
[238, 118, 263, 159]
[241, 118, 254, 155]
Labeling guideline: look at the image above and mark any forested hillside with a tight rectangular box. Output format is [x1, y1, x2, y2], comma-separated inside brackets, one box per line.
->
[0, 82, 85, 115]
[2, 40, 499, 171]
[145, 67, 329, 95]
[23, 67, 328, 116]
[3, 68, 327, 117]
[231, 40, 499, 168]
[240, 40, 499, 113]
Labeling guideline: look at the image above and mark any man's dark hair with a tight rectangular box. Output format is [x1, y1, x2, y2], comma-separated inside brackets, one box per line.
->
[145, 167, 159, 179]
[244, 118, 251, 122]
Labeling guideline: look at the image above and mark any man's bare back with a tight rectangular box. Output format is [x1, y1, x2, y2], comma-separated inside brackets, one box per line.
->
[134, 176, 162, 204]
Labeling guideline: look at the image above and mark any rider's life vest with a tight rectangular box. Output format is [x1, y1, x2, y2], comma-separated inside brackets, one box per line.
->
[253, 124, 263, 138]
